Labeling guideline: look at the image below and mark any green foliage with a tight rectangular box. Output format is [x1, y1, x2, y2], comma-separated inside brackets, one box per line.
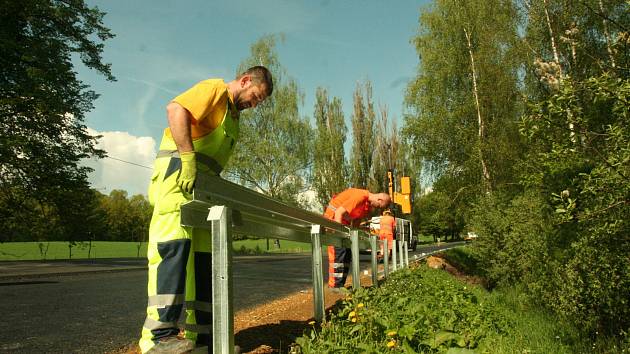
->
[227, 35, 314, 208]
[472, 104, 630, 331]
[403, 0, 630, 339]
[403, 0, 524, 195]
[295, 261, 617, 353]
[312, 87, 348, 208]
[0, 0, 115, 242]
[470, 191, 553, 289]
[415, 190, 465, 241]
[297, 267, 506, 353]
[517, 73, 630, 334]
[98, 190, 152, 242]
[0, 188, 152, 243]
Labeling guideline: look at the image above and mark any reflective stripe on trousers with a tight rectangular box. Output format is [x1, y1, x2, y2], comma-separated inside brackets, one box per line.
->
[139, 156, 213, 353]
[327, 246, 351, 288]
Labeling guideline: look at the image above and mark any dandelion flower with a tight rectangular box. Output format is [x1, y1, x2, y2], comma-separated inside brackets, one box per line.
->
[349, 311, 356, 318]
[351, 317, 357, 323]
[357, 303, 364, 308]
[308, 321, 316, 325]
[387, 340, 396, 348]
[387, 331, 397, 337]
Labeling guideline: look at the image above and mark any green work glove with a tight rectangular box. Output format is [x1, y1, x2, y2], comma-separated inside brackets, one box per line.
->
[178, 151, 197, 194]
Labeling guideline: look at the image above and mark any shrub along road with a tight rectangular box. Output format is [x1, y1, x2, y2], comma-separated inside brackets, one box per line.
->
[0, 242, 463, 353]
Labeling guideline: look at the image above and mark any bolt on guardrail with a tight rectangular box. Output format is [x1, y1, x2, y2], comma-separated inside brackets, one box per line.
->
[181, 173, 411, 354]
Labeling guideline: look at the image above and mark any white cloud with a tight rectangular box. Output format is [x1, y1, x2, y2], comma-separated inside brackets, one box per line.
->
[84, 128, 156, 196]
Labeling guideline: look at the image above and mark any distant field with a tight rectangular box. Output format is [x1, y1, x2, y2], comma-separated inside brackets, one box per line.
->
[0, 239, 312, 261]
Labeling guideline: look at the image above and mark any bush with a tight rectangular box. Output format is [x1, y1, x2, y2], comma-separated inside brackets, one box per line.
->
[296, 266, 508, 353]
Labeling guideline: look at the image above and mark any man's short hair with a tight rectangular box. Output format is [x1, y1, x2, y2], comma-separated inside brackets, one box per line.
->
[240, 66, 273, 96]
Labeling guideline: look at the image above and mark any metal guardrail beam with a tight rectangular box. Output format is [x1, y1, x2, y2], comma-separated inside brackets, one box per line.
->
[182, 174, 372, 249]
[178, 172, 412, 354]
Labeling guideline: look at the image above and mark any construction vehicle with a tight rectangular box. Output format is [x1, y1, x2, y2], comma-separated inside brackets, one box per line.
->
[367, 169, 417, 251]
[387, 169, 412, 215]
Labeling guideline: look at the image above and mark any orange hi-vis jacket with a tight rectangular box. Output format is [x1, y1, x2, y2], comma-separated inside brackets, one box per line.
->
[324, 188, 370, 225]
[379, 215, 396, 240]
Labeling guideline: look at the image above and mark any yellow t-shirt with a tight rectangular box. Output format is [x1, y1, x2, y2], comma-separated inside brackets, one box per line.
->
[166, 79, 237, 140]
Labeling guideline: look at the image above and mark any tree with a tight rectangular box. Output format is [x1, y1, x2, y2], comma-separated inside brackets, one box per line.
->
[226, 35, 314, 208]
[349, 81, 376, 188]
[473, 0, 630, 334]
[101, 190, 131, 241]
[312, 87, 348, 209]
[0, 0, 115, 242]
[403, 0, 524, 198]
[369, 105, 400, 193]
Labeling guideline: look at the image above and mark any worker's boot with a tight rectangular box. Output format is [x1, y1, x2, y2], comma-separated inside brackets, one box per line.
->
[147, 336, 195, 354]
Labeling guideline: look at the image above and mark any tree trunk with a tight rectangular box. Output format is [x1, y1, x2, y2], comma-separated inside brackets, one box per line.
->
[598, 0, 616, 68]
[542, 0, 577, 143]
[543, 0, 562, 75]
[464, 27, 492, 193]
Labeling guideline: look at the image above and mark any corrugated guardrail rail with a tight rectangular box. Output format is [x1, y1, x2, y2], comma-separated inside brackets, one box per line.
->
[180, 173, 411, 354]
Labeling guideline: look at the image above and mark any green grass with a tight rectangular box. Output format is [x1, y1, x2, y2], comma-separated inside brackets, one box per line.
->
[232, 238, 311, 255]
[0, 241, 148, 260]
[0, 239, 311, 261]
[416, 233, 435, 245]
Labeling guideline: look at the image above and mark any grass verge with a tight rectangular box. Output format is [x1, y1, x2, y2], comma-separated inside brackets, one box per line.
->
[0, 239, 311, 261]
[293, 248, 627, 353]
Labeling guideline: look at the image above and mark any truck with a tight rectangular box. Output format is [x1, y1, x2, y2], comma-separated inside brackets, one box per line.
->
[369, 216, 417, 252]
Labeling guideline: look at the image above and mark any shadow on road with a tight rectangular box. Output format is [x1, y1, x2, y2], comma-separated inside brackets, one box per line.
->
[0, 280, 59, 286]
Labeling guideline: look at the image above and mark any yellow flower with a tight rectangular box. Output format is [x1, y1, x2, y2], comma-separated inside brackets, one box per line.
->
[351, 317, 357, 323]
[387, 331, 397, 337]
[308, 321, 316, 325]
[349, 311, 356, 318]
[387, 340, 396, 348]
[357, 303, 364, 309]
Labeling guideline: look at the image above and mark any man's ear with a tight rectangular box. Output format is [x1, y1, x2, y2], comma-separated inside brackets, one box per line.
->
[240, 74, 252, 88]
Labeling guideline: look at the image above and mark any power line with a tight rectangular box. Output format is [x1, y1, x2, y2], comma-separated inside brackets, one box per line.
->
[105, 155, 153, 170]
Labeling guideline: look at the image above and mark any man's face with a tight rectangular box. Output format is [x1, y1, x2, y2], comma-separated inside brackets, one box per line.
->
[234, 76, 268, 111]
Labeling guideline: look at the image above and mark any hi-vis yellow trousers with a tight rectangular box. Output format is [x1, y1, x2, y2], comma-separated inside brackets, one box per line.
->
[139, 156, 212, 353]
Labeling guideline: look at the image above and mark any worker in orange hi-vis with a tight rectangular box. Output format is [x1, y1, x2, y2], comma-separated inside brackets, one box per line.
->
[324, 188, 391, 289]
[378, 209, 396, 261]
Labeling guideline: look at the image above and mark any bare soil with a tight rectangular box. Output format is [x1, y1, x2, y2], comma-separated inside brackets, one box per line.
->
[426, 254, 488, 288]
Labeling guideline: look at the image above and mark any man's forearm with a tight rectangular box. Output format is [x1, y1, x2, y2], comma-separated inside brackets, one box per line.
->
[166, 102, 194, 153]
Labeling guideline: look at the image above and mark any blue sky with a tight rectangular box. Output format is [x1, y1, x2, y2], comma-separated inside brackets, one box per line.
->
[79, 0, 430, 196]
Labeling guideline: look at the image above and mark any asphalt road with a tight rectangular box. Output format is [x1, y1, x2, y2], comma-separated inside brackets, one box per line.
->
[0, 242, 464, 353]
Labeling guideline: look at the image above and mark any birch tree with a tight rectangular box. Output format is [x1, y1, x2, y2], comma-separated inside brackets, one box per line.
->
[227, 35, 313, 207]
[404, 0, 523, 198]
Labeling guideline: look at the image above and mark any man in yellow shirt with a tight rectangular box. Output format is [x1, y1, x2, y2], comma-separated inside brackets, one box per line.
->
[139, 66, 273, 354]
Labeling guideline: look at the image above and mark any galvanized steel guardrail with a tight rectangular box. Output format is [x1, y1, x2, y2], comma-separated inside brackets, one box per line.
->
[180, 173, 410, 354]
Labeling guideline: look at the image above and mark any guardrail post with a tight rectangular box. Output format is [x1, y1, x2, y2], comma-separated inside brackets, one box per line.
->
[392, 237, 398, 272]
[370, 235, 378, 287]
[310, 225, 324, 321]
[398, 240, 404, 269]
[383, 239, 389, 278]
[351, 230, 360, 290]
[403, 241, 409, 267]
[208, 205, 234, 354]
